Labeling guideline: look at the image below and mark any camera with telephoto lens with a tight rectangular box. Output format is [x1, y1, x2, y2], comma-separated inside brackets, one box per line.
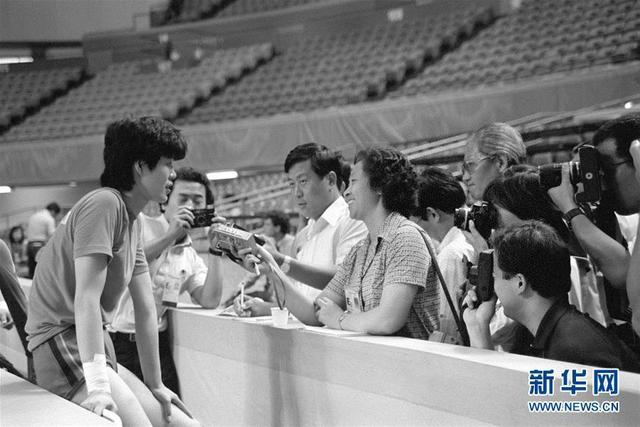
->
[211, 223, 265, 263]
[538, 144, 602, 203]
[467, 250, 495, 303]
[453, 201, 498, 240]
[191, 208, 217, 228]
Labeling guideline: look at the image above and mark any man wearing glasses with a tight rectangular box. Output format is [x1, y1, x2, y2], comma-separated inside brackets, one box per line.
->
[461, 122, 526, 203]
[547, 113, 640, 349]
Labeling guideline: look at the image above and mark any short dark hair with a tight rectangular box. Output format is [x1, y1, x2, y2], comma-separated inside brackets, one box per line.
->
[354, 147, 417, 218]
[46, 202, 61, 215]
[172, 166, 214, 206]
[338, 158, 352, 192]
[492, 220, 571, 299]
[265, 210, 290, 235]
[284, 143, 346, 188]
[100, 117, 187, 191]
[593, 113, 640, 162]
[483, 169, 570, 243]
[416, 167, 466, 217]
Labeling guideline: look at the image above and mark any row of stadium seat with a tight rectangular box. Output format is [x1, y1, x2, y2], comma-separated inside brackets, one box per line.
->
[0, 43, 274, 143]
[175, 7, 494, 124]
[2, 0, 638, 141]
[390, 0, 640, 99]
[0, 67, 84, 129]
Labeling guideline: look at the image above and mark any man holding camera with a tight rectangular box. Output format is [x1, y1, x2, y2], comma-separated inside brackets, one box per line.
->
[109, 166, 225, 395]
[463, 221, 640, 372]
[547, 113, 640, 347]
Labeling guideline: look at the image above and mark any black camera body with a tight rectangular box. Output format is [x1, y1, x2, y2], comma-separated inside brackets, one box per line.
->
[467, 250, 494, 302]
[453, 201, 498, 240]
[191, 208, 216, 228]
[538, 144, 602, 203]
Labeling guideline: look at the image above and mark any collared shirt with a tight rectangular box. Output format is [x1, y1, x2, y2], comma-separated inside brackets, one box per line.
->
[26, 209, 56, 242]
[325, 212, 440, 340]
[525, 300, 640, 372]
[435, 226, 475, 343]
[109, 214, 208, 333]
[292, 197, 367, 299]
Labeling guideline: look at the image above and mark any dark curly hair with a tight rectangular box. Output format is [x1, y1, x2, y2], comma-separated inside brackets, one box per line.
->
[100, 117, 187, 191]
[354, 147, 417, 218]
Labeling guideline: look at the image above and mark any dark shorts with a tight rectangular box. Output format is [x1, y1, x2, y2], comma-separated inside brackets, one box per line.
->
[32, 326, 118, 400]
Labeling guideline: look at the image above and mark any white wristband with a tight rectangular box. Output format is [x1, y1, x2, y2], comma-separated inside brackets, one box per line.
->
[82, 354, 111, 394]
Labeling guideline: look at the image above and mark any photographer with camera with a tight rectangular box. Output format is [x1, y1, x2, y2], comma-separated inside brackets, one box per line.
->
[462, 221, 640, 372]
[484, 168, 610, 327]
[412, 167, 475, 344]
[109, 166, 226, 396]
[546, 113, 640, 344]
[454, 167, 611, 351]
[462, 123, 526, 204]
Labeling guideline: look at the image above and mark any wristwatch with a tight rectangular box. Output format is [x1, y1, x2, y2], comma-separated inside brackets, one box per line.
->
[563, 207, 584, 230]
[281, 255, 293, 273]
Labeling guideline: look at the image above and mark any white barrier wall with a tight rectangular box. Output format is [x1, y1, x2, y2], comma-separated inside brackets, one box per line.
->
[3, 288, 639, 426]
[170, 309, 640, 426]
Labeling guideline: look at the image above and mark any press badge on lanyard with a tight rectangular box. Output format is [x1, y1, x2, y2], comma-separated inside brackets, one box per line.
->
[345, 288, 364, 313]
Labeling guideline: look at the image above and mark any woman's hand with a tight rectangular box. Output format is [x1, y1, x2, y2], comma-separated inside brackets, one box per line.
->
[314, 297, 344, 329]
[237, 247, 272, 275]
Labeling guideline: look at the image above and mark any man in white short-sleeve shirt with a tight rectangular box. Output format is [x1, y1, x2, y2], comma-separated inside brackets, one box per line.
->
[236, 143, 366, 316]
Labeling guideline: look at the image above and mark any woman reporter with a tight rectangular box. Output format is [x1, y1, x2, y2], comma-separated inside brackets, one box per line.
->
[242, 147, 440, 339]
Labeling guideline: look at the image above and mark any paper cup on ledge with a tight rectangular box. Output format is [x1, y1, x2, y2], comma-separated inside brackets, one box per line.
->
[271, 307, 289, 327]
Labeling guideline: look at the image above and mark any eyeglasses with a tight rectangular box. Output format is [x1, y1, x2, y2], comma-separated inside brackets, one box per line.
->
[461, 155, 495, 175]
[610, 159, 631, 168]
[602, 159, 632, 174]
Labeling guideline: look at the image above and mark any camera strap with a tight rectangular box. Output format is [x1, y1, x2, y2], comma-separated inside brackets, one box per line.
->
[411, 225, 470, 347]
